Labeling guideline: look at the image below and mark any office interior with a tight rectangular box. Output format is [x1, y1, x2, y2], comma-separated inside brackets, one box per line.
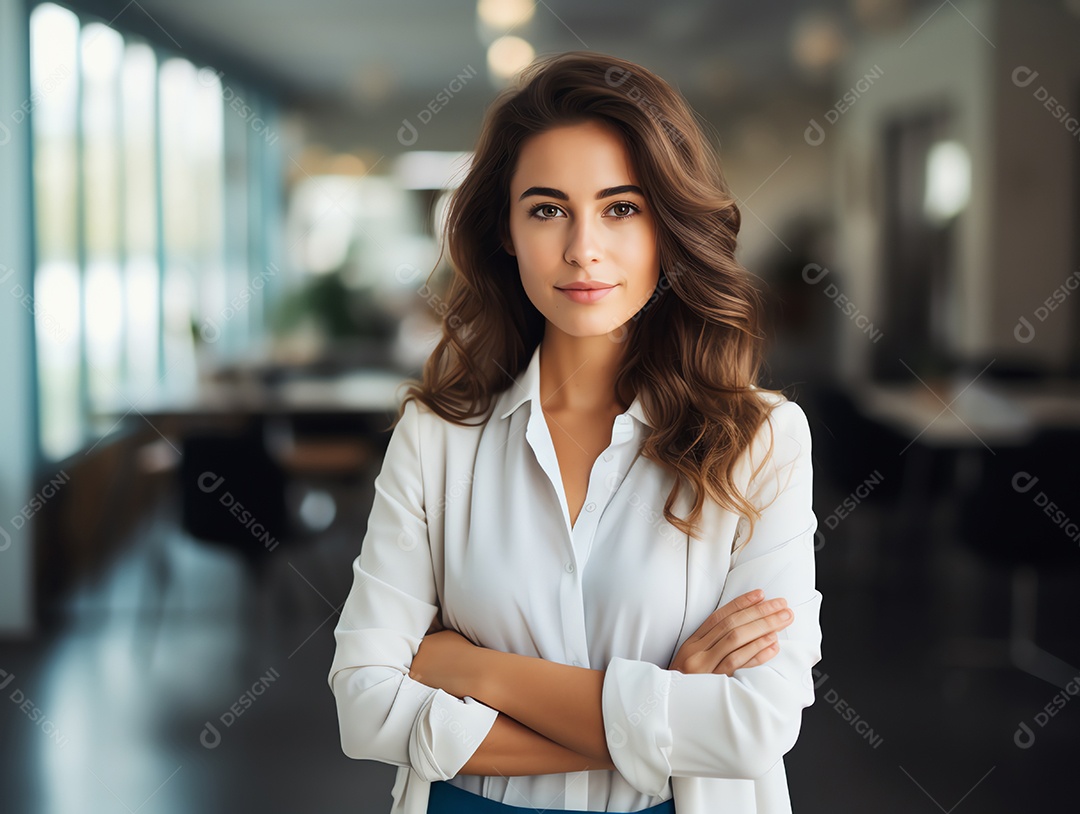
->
[1, 0, 1079, 811]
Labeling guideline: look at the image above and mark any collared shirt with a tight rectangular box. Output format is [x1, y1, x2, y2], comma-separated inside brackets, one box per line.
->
[329, 342, 822, 814]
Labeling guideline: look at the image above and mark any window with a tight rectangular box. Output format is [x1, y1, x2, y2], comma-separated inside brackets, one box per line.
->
[28, 2, 281, 460]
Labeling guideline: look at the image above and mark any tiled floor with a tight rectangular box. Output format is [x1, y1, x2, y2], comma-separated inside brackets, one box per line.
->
[1, 466, 1077, 812]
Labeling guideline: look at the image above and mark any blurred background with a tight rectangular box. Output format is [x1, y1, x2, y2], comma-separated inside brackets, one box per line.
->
[1, 0, 1078, 811]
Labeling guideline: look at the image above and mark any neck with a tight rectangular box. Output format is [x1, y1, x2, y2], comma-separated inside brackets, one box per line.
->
[537, 325, 627, 414]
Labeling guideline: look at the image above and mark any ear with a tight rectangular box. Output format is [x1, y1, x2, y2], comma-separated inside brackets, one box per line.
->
[499, 220, 516, 257]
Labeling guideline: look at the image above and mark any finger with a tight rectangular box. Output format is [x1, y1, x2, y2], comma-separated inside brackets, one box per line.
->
[702, 605, 793, 654]
[713, 633, 779, 676]
[691, 590, 766, 640]
[722, 636, 781, 674]
[720, 589, 766, 618]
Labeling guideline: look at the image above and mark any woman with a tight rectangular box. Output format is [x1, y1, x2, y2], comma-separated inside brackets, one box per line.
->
[329, 51, 822, 814]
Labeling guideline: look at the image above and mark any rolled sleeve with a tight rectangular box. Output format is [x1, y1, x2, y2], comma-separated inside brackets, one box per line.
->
[328, 399, 499, 781]
[602, 400, 822, 794]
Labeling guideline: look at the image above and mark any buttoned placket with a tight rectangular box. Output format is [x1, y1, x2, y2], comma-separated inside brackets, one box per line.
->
[523, 405, 640, 810]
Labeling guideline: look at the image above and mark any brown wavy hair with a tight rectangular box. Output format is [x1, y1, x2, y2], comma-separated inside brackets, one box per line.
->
[398, 50, 786, 545]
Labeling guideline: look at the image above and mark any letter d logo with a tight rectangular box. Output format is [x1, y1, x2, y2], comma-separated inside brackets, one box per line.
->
[1013, 721, 1035, 749]
[198, 472, 224, 494]
[397, 118, 419, 147]
[200, 722, 222, 749]
[1014, 316, 1035, 344]
[1011, 66, 1039, 88]
[804, 118, 826, 147]
[802, 263, 830, 285]
[1011, 471, 1038, 494]
[607, 723, 627, 749]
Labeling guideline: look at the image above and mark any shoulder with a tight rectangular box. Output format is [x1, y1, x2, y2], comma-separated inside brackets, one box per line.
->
[745, 390, 813, 474]
[758, 392, 811, 445]
[397, 396, 495, 448]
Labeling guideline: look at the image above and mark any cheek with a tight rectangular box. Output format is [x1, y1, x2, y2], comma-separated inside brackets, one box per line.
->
[512, 226, 564, 273]
[620, 229, 660, 285]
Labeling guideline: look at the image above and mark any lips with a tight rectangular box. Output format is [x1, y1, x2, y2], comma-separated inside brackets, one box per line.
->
[556, 282, 615, 291]
[556, 283, 616, 304]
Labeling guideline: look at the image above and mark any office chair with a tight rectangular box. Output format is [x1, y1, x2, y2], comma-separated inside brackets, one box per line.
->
[945, 426, 1080, 689]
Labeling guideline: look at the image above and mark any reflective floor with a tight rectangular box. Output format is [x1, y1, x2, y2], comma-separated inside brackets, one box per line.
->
[1, 464, 1077, 812]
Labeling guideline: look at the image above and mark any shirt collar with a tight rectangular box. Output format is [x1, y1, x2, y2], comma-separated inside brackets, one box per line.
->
[496, 343, 652, 429]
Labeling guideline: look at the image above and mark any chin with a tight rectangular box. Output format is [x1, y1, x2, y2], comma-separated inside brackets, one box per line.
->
[549, 315, 630, 339]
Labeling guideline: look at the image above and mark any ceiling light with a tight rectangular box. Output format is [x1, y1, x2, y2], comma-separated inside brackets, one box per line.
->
[477, 0, 535, 30]
[487, 35, 534, 80]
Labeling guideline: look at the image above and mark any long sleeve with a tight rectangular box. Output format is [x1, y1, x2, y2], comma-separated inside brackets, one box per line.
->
[328, 398, 500, 782]
[601, 399, 823, 795]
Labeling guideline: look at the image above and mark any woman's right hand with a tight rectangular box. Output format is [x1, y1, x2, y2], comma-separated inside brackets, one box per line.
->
[668, 589, 793, 676]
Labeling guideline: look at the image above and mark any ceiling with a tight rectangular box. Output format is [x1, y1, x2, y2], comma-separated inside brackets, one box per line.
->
[105, 0, 946, 152]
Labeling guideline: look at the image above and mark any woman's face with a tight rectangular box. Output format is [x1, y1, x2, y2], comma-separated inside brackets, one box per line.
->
[505, 119, 660, 340]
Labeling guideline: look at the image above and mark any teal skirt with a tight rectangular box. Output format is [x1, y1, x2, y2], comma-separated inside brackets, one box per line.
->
[427, 781, 676, 813]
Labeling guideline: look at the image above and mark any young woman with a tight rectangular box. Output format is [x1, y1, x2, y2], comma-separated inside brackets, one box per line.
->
[329, 51, 822, 814]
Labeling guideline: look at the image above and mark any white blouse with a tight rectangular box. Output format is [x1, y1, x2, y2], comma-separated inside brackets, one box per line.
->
[329, 342, 823, 814]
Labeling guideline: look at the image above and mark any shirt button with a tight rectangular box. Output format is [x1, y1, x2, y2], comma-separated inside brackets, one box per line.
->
[603, 452, 613, 462]
[585, 502, 596, 512]
[565, 561, 575, 573]
[571, 660, 583, 667]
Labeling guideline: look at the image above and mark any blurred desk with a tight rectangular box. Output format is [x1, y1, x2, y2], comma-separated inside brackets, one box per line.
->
[850, 380, 1034, 449]
[845, 377, 1080, 582]
[116, 368, 410, 422]
[850, 378, 1080, 449]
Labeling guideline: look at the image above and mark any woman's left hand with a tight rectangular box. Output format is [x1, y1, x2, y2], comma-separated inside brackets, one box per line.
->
[409, 628, 484, 700]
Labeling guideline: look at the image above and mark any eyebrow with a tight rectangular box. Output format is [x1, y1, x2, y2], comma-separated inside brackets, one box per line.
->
[517, 184, 644, 202]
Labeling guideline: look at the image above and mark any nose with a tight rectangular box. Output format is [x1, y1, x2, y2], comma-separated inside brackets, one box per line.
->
[563, 217, 602, 267]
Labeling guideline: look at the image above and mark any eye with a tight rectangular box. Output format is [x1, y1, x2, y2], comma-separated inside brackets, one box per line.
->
[528, 203, 565, 220]
[605, 201, 640, 220]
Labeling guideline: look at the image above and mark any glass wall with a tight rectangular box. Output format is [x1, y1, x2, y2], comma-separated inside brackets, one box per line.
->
[28, 2, 280, 461]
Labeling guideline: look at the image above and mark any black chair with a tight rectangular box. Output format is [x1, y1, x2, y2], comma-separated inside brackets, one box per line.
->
[178, 419, 291, 578]
[944, 426, 1080, 688]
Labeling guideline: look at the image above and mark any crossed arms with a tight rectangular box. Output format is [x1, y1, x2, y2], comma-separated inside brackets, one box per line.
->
[328, 398, 821, 790]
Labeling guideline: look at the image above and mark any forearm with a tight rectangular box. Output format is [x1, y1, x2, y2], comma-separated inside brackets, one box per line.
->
[459, 712, 616, 775]
[471, 649, 612, 764]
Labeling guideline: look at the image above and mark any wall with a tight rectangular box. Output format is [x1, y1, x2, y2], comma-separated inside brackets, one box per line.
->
[829, 0, 998, 380]
[990, 0, 1080, 370]
[0, 0, 37, 637]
